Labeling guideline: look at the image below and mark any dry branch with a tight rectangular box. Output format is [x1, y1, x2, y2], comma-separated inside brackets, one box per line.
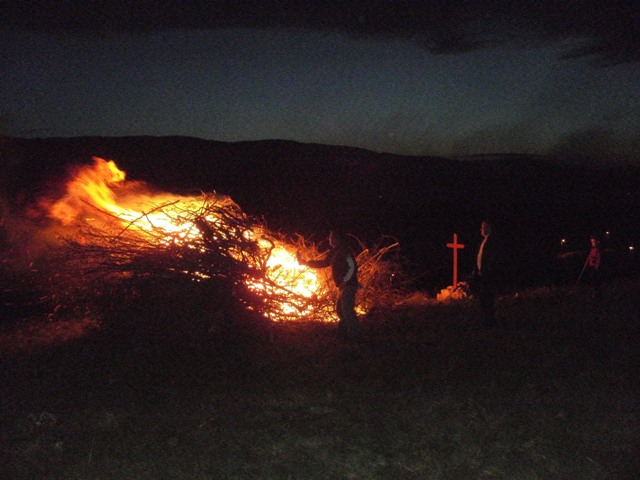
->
[47, 194, 410, 323]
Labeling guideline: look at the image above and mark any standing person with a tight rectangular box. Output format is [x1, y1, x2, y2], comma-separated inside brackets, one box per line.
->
[581, 235, 602, 298]
[297, 231, 363, 340]
[471, 220, 502, 327]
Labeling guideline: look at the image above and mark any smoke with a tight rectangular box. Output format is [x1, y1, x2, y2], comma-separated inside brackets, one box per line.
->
[0, 198, 59, 271]
[0, 146, 81, 268]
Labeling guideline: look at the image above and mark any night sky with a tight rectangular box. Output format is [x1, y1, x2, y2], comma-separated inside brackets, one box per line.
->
[1, 1, 639, 164]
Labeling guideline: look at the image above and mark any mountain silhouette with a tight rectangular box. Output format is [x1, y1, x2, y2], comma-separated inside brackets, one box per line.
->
[2, 136, 638, 290]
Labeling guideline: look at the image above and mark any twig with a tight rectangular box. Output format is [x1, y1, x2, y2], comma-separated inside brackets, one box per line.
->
[87, 433, 96, 465]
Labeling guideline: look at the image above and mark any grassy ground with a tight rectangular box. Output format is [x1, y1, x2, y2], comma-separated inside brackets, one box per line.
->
[1, 278, 638, 479]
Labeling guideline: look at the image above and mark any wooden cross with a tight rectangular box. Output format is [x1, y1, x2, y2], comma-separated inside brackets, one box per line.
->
[446, 233, 465, 287]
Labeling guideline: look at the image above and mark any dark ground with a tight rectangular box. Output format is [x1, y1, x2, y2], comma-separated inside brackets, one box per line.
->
[1, 274, 638, 479]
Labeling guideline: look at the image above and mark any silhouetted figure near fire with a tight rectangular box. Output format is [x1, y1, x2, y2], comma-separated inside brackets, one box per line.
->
[297, 231, 363, 340]
[580, 235, 602, 298]
[470, 220, 503, 328]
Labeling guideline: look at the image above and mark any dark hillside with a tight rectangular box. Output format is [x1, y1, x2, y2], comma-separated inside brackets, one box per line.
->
[2, 136, 638, 290]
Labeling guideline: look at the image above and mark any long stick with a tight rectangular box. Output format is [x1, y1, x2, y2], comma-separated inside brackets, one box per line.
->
[576, 255, 590, 284]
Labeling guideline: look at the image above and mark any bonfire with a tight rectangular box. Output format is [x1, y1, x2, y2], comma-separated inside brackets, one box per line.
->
[28, 157, 408, 323]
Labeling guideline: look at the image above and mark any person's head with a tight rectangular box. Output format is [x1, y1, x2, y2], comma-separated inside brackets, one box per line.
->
[590, 235, 599, 247]
[329, 230, 347, 248]
[481, 220, 492, 238]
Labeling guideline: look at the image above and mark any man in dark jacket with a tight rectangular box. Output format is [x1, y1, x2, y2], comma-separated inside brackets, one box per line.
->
[471, 220, 502, 327]
[297, 231, 363, 339]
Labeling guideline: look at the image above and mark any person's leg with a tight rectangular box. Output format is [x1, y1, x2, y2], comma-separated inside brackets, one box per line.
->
[592, 270, 602, 299]
[341, 285, 362, 338]
[480, 285, 496, 326]
[335, 293, 348, 336]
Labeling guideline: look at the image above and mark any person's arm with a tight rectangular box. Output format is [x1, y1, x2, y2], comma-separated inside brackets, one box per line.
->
[339, 254, 356, 285]
[297, 250, 331, 269]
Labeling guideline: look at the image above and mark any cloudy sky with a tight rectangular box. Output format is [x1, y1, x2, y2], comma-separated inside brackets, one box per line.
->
[1, 1, 639, 163]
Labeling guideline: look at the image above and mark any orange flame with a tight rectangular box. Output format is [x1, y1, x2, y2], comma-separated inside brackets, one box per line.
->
[47, 157, 331, 322]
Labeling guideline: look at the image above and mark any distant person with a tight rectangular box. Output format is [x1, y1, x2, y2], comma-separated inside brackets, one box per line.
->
[297, 231, 363, 340]
[470, 220, 503, 327]
[581, 235, 602, 298]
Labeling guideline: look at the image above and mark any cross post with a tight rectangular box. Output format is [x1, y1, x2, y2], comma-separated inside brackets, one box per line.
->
[446, 233, 465, 287]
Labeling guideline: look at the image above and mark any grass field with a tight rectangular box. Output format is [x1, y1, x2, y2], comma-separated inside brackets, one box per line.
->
[1, 277, 638, 479]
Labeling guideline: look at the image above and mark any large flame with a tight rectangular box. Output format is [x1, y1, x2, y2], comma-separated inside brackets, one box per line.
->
[46, 157, 330, 322]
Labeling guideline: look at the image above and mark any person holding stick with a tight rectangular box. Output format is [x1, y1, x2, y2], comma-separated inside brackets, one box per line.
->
[579, 235, 602, 298]
[297, 231, 363, 340]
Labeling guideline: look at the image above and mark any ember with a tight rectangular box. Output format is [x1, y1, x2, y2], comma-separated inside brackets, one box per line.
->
[40, 158, 405, 323]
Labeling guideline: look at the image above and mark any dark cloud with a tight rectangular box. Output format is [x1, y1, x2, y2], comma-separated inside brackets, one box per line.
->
[2, 0, 639, 63]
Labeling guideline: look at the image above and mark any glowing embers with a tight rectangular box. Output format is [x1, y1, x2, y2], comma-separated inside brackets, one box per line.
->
[246, 242, 328, 318]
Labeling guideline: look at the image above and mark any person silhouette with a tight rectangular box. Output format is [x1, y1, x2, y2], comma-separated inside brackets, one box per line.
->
[582, 235, 602, 298]
[297, 231, 363, 340]
[471, 220, 503, 327]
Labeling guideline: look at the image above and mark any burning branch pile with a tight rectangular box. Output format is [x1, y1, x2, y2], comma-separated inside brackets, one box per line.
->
[37, 158, 409, 323]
